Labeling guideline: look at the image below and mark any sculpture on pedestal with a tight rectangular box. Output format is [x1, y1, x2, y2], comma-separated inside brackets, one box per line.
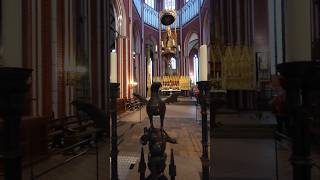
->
[134, 82, 177, 180]
[133, 82, 177, 130]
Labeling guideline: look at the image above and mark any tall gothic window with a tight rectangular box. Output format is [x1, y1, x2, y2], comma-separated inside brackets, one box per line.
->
[164, 0, 175, 10]
[170, 57, 177, 69]
[146, 0, 155, 8]
[193, 54, 199, 84]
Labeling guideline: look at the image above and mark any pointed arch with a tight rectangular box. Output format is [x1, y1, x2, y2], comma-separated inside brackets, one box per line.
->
[202, 10, 210, 45]
[184, 31, 199, 57]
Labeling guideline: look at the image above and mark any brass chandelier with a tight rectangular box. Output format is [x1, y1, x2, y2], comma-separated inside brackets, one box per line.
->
[160, 9, 178, 58]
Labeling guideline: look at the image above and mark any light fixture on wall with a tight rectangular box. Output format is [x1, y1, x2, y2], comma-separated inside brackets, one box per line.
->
[129, 81, 138, 89]
[65, 64, 87, 85]
[131, 81, 138, 86]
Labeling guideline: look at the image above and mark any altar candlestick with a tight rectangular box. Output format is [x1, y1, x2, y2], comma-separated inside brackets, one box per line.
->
[199, 45, 208, 81]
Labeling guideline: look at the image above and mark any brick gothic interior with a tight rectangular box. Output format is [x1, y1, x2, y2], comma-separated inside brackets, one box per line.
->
[0, 0, 320, 179]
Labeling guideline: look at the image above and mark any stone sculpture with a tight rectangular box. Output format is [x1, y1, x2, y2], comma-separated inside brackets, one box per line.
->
[134, 82, 177, 180]
[133, 82, 177, 130]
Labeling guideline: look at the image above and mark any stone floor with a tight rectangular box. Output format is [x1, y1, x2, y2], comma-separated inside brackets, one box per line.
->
[3, 97, 319, 180]
[121, 102, 278, 180]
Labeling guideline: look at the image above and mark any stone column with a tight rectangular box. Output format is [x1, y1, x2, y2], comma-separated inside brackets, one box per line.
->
[277, 62, 320, 180]
[2, 0, 23, 67]
[285, 0, 312, 62]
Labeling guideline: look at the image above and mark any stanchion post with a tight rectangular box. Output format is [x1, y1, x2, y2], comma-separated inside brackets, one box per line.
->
[110, 83, 120, 180]
[209, 89, 215, 179]
[138, 147, 146, 180]
[140, 102, 142, 123]
[169, 149, 176, 180]
[95, 135, 99, 180]
[197, 81, 210, 180]
[209, 89, 226, 179]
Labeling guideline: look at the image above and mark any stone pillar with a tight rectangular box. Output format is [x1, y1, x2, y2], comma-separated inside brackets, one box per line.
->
[285, 0, 312, 62]
[268, 0, 283, 73]
[0, 68, 32, 180]
[2, 0, 23, 67]
[277, 62, 320, 180]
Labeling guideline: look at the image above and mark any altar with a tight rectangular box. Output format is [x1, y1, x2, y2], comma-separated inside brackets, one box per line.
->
[160, 89, 181, 96]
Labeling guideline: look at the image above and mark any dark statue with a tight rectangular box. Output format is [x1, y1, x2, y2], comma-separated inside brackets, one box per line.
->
[134, 82, 177, 180]
[133, 82, 178, 130]
[71, 100, 107, 131]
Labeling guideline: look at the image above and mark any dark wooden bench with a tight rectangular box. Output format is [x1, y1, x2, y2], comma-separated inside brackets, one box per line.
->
[117, 98, 126, 114]
[0, 116, 49, 174]
[48, 115, 99, 149]
[125, 97, 143, 111]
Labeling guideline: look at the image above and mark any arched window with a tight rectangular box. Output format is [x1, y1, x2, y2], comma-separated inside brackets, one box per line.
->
[170, 57, 177, 69]
[164, 0, 175, 10]
[145, 0, 154, 8]
[193, 54, 199, 84]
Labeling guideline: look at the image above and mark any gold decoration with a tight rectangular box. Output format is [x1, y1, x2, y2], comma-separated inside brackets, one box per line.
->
[220, 46, 256, 90]
[160, 9, 178, 59]
[153, 76, 191, 91]
[160, 9, 177, 26]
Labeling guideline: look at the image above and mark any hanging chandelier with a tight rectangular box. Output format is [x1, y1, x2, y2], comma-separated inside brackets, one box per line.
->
[160, 9, 178, 58]
[160, 9, 176, 26]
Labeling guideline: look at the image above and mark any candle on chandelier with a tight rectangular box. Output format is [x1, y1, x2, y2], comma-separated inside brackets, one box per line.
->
[110, 51, 117, 83]
[161, 41, 164, 47]
[199, 45, 208, 81]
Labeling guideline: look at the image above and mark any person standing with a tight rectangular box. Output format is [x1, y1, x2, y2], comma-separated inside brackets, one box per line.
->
[271, 75, 290, 135]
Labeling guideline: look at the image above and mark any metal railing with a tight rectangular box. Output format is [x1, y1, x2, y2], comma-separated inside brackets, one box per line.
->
[0, 137, 100, 179]
[134, 0, 205, 29]
[133, 0, 142, 16]
[181, 0, 199, 25]
[30, 137, 99, 179]
[273, 131, 320, 180]
[144, 3, 159, 29]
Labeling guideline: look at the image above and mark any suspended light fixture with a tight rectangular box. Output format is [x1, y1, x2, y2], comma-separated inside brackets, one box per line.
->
[160, 9, 178, 58]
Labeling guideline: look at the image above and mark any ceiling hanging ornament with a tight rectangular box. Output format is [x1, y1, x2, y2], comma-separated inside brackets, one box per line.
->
[160, 9, 178, 59]
[160, 9, 176, 26]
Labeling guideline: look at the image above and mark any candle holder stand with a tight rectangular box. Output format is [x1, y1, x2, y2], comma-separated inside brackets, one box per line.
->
[277, 62, 320, 180]
[197, 81, 210, 180]
[110, 83, 120, 180]
[209, 89, 226, 179]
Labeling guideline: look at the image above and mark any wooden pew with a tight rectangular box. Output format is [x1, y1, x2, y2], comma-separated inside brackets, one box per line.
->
[48, 115, 98, 149]
[0, 116, 49, 173]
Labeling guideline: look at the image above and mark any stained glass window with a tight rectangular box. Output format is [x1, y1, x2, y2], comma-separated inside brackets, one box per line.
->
[145, 0, 154, 8]
[171, 57, 177, 69]
[193, 54, 199, 83]
[164, 0, 175, 10]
